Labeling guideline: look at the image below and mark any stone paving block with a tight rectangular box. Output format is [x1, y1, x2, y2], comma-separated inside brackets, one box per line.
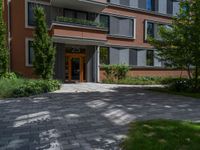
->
[0, 83, 200, 149]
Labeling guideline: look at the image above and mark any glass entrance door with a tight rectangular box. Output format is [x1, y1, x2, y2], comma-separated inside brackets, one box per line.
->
[71, 58, 80, 80]
[65, 54, 85, 82]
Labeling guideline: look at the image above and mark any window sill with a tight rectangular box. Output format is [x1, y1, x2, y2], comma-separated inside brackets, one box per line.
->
[108, 34, 134, 40]
[25, 63, 33, 67]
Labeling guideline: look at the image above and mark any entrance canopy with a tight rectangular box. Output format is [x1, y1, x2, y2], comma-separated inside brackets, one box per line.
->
[53, 36, 107, 46]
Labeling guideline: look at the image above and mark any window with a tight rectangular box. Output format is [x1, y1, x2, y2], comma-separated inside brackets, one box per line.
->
[173, 1, 180, 16]
[147, 22, 154, 38]
[146, 21, 172, 40]
[88, 13, 97, 21]
[100, 47, 109, 65]
[129, 49, 137, 66]
[167, 0, 173, 14]
[27, 2, 50, 26]
[64, 9, 97, 21]
[147, 0, 155, 11]
[110, 16, 134, 37]
[120, 0, 130, 6]
[27, 41, 34, 66]
[146, 50, 154, 66]
[109, 0, 138, 8]
[100, 15, 109, 29]
[28, 2, 35, 26]
[64, 9, 75, 18]
[76, 12, 87, 20]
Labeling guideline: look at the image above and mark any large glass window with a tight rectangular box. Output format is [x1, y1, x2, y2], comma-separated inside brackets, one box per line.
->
[64, 9, 76, 18]
[88, 13, 97, 21]
[100, 15, 109, 29]
[167, 0, 173, 15]
[109, 0, 139, 8]
[147, 22, 154, 38]
[110, 16, 134, 37]
[76, 12, 87, 20]
[27, 2, 50, 26]
[28, 41, 34, 65]
[63, 9, 97, 21]
[120, 0, 130, 6]
[28, 2, 35, 26]
[100, 47, 109, 65]
[146, 50, 154, 66]
[63, 9, 100, 25]
[147, 0, 155, 11]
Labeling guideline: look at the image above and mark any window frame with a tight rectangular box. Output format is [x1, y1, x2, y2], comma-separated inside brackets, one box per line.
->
[25, 39, 34, 67]
[25, 0, 50, 29]
[108, 15, 135, 39]
[147, 0, 153, 11]
[27, 2, 35, 26]
[100, 47, 110, 65]
[100, 14, 110, 32]
[147, 22, 155, 38]
[146, 50, 154, 66]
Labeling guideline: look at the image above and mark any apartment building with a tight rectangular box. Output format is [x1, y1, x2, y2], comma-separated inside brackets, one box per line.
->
[3, 0, 185, 82]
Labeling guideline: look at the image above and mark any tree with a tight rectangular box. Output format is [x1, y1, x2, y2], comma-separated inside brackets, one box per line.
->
[33, 6, 56, 80]
[0, 0, 9, 74]
[149, 0, 200, 89]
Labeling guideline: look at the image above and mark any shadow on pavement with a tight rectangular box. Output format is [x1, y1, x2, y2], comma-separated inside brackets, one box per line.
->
[0, 87, 200, 150]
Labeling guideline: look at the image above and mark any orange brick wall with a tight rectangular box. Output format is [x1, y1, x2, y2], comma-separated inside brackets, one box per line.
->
[5, 0, 182, 80]
[100, 68, 189, 81]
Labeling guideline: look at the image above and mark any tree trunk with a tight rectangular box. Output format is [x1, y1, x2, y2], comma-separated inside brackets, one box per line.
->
[194, 66, 198, 90]
[187, 65, 192, 79]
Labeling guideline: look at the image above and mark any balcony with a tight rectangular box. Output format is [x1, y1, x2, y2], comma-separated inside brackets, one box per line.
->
[51, 16, 108, 45]
[53, 16, 108, 31]
[50, 0, 107, 13]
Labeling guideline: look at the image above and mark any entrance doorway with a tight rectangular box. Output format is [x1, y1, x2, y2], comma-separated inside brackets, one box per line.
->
[65, 54, 86, 82]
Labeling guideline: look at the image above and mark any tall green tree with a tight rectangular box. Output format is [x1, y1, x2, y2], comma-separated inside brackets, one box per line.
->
[149, 0, 200, 89]
[33, 6, 56, 80]
[0, 0, 9, 74]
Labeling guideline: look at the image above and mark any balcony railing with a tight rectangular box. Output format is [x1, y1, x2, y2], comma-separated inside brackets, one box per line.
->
[54, 16, 108, 30]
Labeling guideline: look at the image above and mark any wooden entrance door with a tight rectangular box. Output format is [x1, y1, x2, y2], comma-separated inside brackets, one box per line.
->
[65, 54, 85, 82]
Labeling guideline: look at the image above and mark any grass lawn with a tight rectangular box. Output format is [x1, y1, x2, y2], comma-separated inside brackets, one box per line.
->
[122, 120, 200, 150]
[149, 88, 200, 99]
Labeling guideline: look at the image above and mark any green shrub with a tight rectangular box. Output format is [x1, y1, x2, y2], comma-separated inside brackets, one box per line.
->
[12, 80, 61, 98]
[0, 78, 25, 98]
[103, 65, 129, 81]
[56, 16, 106, 29]
[160, 77, 181, 85]
[0, 79, 61, 98]
[102, 76, 186, 85]
[0, 72, 17, 80]
[13, 72, 24, 78]
[168, 78, 200, 92]
[103, 76, 162, 85]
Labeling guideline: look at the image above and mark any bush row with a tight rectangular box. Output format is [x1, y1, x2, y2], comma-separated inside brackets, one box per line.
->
[0, 72, 61, 98]
[12, 80, 61, 98]
[102, 76, 178, 85]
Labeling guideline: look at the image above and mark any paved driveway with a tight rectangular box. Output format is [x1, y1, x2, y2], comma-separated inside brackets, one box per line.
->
[0, 83, 200, 150]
